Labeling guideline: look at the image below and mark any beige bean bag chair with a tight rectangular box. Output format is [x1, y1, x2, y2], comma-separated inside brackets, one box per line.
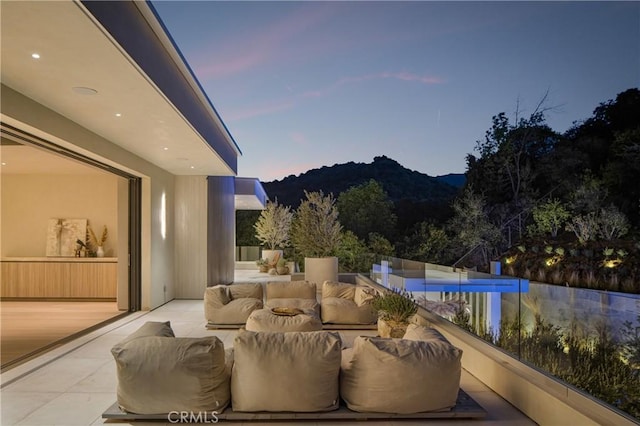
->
[340, 325, 462, 414]
[265, 280, 320, 315]
[204, 283, 263, 325]
[321, 281, 378, 324]
[231, 329, 342, 412]
[111, 321, 230, 415]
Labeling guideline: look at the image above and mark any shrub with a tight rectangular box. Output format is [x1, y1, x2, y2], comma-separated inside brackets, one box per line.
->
[531, 199, 570, 237]
[566, 213, 599, 244]
[598, 205, 630, 240]
[372, 289, 418, 323]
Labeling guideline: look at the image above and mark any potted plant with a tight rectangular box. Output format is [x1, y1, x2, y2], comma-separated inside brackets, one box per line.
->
[88, 225, 108, 257]
[290, 190, 342, 284]
[372, 289, 418, 338]
[254, 200, 293, 265]
[256, 258, 269, 273]
[276, 258, 290, 275]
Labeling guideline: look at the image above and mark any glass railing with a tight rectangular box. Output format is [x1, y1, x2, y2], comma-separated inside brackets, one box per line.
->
[369, 255, 640, 421]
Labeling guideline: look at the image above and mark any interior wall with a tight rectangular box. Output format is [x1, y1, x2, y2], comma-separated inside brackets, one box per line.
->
[1, 173, 118, 257]
[1, 85, 176, 310]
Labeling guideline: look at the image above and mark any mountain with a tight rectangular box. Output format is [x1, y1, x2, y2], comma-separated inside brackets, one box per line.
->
[435, 173, 466, 188]
[262, 156, 461, 209]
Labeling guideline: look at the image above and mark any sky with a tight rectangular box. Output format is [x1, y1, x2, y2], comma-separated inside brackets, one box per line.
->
[151, 1, 639, 182]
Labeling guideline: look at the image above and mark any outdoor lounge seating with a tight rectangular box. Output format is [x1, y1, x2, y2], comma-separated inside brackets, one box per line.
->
[340, 324, 462, 413]
[264, 280, 320, 315]
[204, 283, 264, 325]
[110, 321, 231, 415]
[109, 321, 467, 418]
[245, 307, 323, 332]
[320, 280, 378, 324]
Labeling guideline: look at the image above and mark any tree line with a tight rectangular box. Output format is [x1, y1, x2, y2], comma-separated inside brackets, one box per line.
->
[238, 88, 640, 278]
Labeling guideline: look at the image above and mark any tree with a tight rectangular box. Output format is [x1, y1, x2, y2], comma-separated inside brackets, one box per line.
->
[236, 210, 261, 246]
[337, 179, 397, 241]
[465, 95, 560, 246]
[448, 187, 502, 266]
[529, 199, 570, 238]
[335, 230, 369, 273]
[367, 232, 395, 257]
[399, 221, 449, 263]
[290, 190, 342, 257]
[253, 200, 293, 250]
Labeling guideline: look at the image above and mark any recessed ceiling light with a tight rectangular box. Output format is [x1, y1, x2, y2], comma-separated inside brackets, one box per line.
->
[1, 162, 6, 166]
[163, 147, 169, 151]
[190, 165, 195, 169]
[31, 53, 40, 59]
[72, 86, 98, 95]
[115, 113, 122, 117]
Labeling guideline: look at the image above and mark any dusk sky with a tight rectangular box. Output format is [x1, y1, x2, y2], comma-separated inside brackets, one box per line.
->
[152, 1, 639, 182]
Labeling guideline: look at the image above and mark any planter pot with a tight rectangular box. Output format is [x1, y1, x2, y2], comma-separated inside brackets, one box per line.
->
[261, 249, 283, 265]
[304, 256, 338, 285]
[377, 318, 408, 338]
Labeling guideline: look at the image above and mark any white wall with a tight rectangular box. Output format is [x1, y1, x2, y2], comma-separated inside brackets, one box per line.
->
[1, 173, 119, 257]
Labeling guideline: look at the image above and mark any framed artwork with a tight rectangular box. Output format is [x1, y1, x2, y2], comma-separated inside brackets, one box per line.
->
[46, 218, 87, 257]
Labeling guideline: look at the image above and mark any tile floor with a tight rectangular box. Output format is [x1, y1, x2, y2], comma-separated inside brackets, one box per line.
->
[1, 281, 537, 425]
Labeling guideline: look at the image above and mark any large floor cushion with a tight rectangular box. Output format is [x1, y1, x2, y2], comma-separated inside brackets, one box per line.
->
[245, 308, 322, 332]
[321, 281, 377, 324]
[231, 330, 342, 412]
[340, 335, 462, 414]
[204, 283, 263, 324]
[111, 322, 230, 415]
[266, 281, 320, 314]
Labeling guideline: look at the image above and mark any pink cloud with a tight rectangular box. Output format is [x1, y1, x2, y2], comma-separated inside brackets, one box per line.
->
[290, 132, 308, 145]
[303, 71, 444, 98]
[225, 99, 295, 121]
[192, 4, 339, 80]
[226, 69, 445, 121]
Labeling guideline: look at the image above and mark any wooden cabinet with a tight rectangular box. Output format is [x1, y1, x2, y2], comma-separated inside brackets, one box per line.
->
[1, 258, 117, 299]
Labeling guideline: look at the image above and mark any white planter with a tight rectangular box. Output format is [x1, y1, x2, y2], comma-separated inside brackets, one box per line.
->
[261, 249, 283, 265]
[304, 256, 338, 285]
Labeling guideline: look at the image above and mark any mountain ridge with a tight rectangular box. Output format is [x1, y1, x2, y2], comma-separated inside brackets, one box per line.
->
[262, 155, 464, 209]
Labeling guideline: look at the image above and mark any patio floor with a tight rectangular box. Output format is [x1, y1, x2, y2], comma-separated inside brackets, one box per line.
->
[0, 271, 536, 425]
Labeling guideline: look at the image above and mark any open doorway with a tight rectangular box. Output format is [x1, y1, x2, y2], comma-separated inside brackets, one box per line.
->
[0, 125, 140, 370]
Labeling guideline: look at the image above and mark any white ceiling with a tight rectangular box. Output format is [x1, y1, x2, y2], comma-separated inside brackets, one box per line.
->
[0, 0, 235, 176]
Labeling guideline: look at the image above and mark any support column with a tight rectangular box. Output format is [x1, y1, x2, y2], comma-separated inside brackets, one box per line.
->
[207, 176, 235, 285]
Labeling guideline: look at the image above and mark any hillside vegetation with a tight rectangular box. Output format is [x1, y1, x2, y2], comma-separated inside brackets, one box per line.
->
[238, 88, 640, 293]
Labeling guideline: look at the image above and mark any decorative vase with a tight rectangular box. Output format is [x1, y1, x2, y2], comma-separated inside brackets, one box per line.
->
[96, 246, 105, 258]
[377, 318, 408, 338]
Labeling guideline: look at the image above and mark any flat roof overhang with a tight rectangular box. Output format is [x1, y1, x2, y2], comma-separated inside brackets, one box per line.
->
[235, 177, 268, 210]
[1, 0, 239, 176]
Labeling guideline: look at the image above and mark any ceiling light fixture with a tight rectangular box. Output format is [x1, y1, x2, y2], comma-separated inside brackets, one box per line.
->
[115, 113, 122, 117]
[72, 86, 98, 95]
[190, 165, 195, 169]
[163, 147, 169, 151]
[31, 53, 40, 59]
[1, 162, 6, 166]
